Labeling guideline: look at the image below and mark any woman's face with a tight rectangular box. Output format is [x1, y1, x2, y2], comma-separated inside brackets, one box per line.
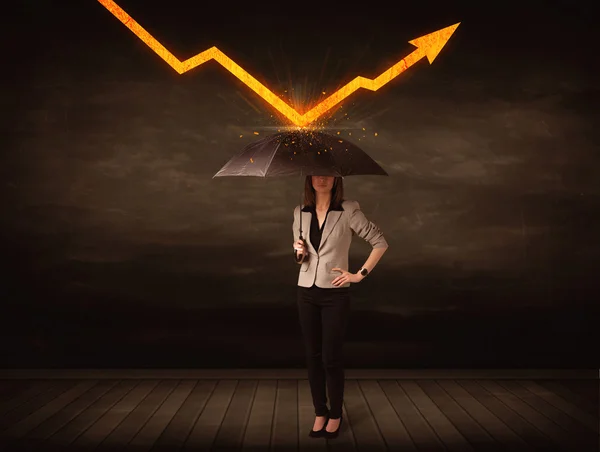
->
[311, 175, 335, 193]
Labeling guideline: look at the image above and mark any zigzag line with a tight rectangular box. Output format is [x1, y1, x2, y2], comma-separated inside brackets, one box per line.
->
[97, 0, 459, 126]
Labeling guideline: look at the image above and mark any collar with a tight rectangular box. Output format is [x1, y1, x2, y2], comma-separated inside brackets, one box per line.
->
[301, 202, 344, 213]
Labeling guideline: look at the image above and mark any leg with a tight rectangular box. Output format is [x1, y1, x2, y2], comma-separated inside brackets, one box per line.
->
[321, 290, 350, 420]
[297, 289, 328, 416]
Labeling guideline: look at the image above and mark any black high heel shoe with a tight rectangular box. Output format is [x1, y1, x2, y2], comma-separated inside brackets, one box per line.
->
[323, 415, 343, 439]
[308, 413, 329, 438]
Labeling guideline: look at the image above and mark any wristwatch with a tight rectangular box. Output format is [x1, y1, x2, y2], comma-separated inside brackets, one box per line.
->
[360, 267, 369, 277]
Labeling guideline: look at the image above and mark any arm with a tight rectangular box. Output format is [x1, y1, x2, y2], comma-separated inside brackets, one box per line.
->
[356, 247, 388, 281]
[349, 202, 389, 280]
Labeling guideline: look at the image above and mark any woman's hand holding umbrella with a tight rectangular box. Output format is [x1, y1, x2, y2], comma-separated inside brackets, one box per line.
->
[293, 239, 307, 263]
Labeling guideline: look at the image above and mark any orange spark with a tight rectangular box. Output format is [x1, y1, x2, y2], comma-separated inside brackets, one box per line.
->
[97, 0, 459, 127]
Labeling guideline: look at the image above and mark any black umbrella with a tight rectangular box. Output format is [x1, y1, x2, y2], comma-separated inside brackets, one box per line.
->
[213, 130, 388, 260]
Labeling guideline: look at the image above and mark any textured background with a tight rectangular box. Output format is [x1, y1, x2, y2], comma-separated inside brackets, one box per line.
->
[1, 1, 597, 368]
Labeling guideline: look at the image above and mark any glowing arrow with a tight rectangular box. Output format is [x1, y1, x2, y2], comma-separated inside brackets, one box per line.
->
[98, 0, 459, 127]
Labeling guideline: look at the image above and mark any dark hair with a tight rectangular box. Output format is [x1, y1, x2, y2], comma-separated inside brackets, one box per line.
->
[303, 176, 345, 208]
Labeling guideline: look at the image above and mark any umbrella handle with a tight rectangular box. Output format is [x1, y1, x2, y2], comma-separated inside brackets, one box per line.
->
[294, 240, 306, 263]
[294, 208, 305, 263]
[294, 234, 305, 263]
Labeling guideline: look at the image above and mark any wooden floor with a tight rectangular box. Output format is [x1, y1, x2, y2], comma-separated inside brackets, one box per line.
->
[0, 376, 597, 451]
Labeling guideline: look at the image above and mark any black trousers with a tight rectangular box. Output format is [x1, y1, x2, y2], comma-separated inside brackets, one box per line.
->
[297, 285, 350, 419]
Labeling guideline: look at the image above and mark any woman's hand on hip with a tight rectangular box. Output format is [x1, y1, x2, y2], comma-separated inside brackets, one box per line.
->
[331, 268, 362, 286]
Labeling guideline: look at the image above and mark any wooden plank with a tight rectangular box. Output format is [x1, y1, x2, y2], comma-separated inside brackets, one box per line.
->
[0, 380, 17, 399]
[297, 379, 327, 451]
[153, 380, 216, 451]
[126, 379, 196, 451]
[418, 380, 500, 451]
[0, 380, 74, 431]
[0, 380, 34, 403]
[358, 380, 415, 451]
[1, 380, 98, 441]
[456, 380, 559, 451]
[378, 380, 445, 451]
[538, 380, 598, 416]
[555, 379, 599, 404]
[504, 380, 598, 451]
[69, 379, 159, 449]
[0, 380, 55, 418]
[182, 379, 237, 451]
[18, 380, 118, 444]
[516, 380, 598, 434]
[437, 380, 533, 451]
[400, 380, 474, 452]
[498, 379, 596, 445]
[477, 380, 573, 451]
[242, 379, 276, 451]
[211, 379, 257, 450]
[43, 379, 138, 447]
[96, 379, 177, 450]
[343, 379, 386, 451]
[270, 379, 298, 452]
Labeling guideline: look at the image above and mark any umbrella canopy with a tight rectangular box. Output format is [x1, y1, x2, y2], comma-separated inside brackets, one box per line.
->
[213, 130, 388, 178]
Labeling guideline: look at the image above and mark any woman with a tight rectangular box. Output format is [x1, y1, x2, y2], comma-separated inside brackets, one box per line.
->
[292, 175, 389, 439]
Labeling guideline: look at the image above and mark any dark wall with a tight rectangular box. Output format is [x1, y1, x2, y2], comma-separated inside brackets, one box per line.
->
[1, 1, 597, 368]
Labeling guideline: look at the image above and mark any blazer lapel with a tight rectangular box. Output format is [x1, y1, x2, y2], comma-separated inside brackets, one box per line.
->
[301, 211, 316, 254]
[318, 211, 342, 253]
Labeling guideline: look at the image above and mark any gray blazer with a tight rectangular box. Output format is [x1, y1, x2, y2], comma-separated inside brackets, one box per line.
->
[293, 199, 388, 289]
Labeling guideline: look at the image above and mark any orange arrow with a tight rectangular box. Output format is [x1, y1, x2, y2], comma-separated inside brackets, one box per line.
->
[98, 0, 459, 127]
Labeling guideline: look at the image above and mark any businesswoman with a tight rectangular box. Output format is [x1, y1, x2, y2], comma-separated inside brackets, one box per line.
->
[292, 175, 388, 439]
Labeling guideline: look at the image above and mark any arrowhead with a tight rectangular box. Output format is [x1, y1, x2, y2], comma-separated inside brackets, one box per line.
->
[408, 22, 460, 64]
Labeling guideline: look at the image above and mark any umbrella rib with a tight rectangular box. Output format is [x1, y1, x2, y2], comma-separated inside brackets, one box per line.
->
[329, 142, 341, 175]
[264, 137, 281, 177]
